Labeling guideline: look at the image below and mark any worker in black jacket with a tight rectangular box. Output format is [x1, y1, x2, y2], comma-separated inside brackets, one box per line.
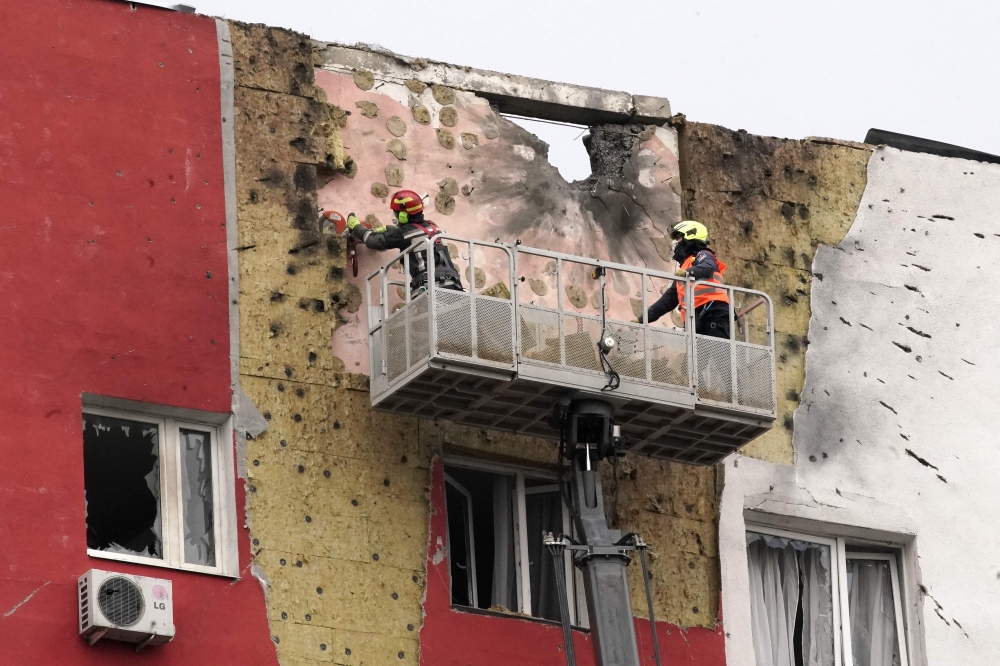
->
[640, 221, 731, 340]
[346, 189, 463, 292]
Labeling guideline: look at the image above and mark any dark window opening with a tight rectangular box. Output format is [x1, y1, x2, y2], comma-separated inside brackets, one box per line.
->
[83, 413, 162, 559]
[444, 464, 577, 624]
[445, 466, 516, 612]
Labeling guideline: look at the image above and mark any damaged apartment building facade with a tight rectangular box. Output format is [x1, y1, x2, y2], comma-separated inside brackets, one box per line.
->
[2, 1, 999, 664]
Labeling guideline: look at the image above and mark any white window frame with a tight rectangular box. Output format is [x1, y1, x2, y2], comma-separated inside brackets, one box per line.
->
[444, 456, 588, 627]
[444, 473, 479, 608]
[746, 524, 909, 666]
[83, 403, 239, 577]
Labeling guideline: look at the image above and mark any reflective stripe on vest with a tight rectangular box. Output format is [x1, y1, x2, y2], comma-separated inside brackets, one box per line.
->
[676, 253, 728, 317]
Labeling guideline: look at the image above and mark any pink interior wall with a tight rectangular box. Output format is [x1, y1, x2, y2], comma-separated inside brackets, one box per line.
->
[316, 70, 683, 373]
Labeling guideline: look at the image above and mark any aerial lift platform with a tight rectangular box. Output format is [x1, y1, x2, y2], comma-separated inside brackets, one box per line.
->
[363, 234, 776, 666]
[366, 235, 776, 465]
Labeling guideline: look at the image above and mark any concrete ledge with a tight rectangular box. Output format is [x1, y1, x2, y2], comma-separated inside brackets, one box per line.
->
[317, 43, 671, 126]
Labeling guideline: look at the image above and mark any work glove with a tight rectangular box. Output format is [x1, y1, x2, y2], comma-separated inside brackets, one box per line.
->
[346, 213, 361, 230]
[674, 268, 688, 278]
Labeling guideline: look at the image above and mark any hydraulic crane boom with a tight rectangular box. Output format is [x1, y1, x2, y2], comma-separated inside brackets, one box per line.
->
[546, 398, 662, 666]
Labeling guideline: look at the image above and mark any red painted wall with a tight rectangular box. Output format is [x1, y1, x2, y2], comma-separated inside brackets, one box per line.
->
[420, 458, 726, 665]
[0, 0, 276, 662]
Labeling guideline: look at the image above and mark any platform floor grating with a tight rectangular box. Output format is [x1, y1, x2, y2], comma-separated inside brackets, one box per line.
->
[374, 364, 772, 466]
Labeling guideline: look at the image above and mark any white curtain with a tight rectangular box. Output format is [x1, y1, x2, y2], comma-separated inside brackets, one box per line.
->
[848, 560, 900, 666]
[746, 532, 835, 666]
[800, 544, 835, 666]
[490, 476, 517, 611]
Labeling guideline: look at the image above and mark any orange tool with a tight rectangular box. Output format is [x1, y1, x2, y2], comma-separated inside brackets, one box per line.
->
[320, 210, 368, 277]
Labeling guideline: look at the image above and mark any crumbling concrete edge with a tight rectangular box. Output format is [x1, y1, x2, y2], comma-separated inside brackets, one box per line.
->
[215, 19, 245, 580]
[217, 18, 268, 483]
[216, 19, 238, 403]
[317, 42, 671, 126]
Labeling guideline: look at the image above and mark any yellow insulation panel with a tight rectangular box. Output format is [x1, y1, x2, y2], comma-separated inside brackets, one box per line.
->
[677, 122, 871, 464]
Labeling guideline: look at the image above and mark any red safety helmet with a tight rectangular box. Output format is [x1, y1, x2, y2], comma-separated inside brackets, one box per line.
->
[389, 190, 424, 223]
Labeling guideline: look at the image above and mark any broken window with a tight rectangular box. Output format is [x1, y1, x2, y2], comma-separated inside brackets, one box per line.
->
[746, 527, 909, 666]
[84, 414, 163, 559]
[180, 429, 216, 567]
[83, 406, 230, 575]
[444, 461, 586, 626]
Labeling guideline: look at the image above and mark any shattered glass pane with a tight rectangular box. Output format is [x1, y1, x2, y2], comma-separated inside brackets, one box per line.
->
[83, 413, 162, 559]
[181, 429, 216, 567]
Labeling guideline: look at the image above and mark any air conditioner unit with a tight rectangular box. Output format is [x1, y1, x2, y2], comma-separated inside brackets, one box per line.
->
[78, 569, 175, 652]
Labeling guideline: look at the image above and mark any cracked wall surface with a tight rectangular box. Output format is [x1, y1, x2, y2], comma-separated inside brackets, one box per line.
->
[317, 64, 683, 371]
[719, 146, 1000, 665]
[231, 22, 428, 666]
[313, 53, 727, 632]
[676, 120, 872, 464]
[234, 28, 729, 666]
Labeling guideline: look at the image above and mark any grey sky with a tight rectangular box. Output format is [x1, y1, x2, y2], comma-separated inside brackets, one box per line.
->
[181, 0, 1000, 179]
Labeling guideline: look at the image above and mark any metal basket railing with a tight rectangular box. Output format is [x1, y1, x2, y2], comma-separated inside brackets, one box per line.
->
[512, 245, 694, 394]
[366, 234, 776, 418]
[366, 236, 517, 398]
[689, 280, 776, 414]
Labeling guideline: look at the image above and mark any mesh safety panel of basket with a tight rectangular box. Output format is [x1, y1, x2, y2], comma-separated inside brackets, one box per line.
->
[696, 335, 734, 403]
[735, 343, 775, 411]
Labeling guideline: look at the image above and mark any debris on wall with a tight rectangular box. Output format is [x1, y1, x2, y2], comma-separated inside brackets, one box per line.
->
[316, 63, 683, 372]
[675, 119, 872, 464]
[234, 33, 741, 666]
[609, 457, 722, 626]
[232, 22, 424, 665]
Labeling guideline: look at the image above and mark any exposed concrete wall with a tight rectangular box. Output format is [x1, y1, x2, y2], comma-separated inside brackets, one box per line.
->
[720, 146, 1000, 665]
[676, 120, 872, 463]
[234, 28, 730, 666]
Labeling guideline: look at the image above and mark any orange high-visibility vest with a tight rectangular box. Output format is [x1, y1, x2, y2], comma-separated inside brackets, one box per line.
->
[676, 252, 728, 318]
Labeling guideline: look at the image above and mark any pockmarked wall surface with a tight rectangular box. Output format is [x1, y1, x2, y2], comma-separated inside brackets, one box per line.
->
[676, 121, 872, 464]
[720, 146, 1000, 665]
[0, 2, 275, 664]
[235, 31, 727, 665]
[317, 59, 683, 372]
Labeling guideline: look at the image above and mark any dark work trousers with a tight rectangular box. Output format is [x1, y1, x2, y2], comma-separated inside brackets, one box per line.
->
[695, 302, 731, 339]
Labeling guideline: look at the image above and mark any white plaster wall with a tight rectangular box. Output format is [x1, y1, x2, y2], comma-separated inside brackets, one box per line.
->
[720, 146, 1000, 666]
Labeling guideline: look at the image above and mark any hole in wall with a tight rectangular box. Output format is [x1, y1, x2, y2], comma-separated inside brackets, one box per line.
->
[504, 116, 592, 183]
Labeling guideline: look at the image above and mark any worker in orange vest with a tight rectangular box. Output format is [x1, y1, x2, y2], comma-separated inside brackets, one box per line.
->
[639, 221, 730, 339]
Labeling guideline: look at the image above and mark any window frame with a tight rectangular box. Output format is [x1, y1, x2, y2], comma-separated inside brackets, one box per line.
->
[83, 404, 239, 577]
[443, 456, 587, 627]
[845, 551, 910, 666]
[444, 472, 480, 608]
[746, 523, 910, 666]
